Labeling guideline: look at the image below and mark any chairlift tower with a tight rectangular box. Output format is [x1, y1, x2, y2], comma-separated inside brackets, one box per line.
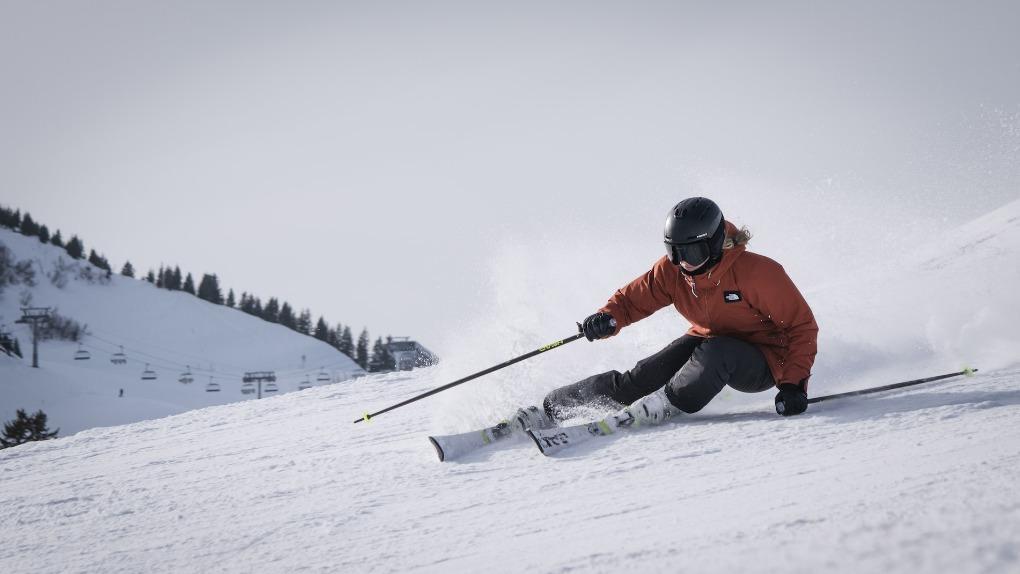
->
[242, 371, 277, 399]
[14, 307, 51, 368]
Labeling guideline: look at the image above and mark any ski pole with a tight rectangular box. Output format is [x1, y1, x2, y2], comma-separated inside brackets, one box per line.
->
[353, 330, 587, 423]
[807, 367, 978, 404]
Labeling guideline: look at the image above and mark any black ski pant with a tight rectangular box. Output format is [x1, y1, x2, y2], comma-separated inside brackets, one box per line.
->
[543, 335, 775, 420]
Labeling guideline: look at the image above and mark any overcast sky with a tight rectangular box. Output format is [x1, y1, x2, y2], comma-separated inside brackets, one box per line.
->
[3, 1, 1018, 355]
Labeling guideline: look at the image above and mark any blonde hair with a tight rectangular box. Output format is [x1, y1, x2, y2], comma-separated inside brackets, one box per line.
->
[723, 226, 752, 249]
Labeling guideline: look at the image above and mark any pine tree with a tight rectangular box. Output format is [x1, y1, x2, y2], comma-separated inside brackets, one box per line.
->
[314, 316, 330, 342]
[327, 326, 339, 348]
[182, 272, 196, 295]
[197, 274, 223, 304]
[297, 309, 312, 335]
[19, 213, 39, 236]
[278, 302, 296, 329]
[38, 225, 50, 243]
[0, 409, 59, 449]
[331, 322, 344, 348]
[156, 265, 165, 288]
[145, 269, 155, 283]
[368, 337, 389, 372]
[340, 326, 354, 357]
[263, 297, 280, 322]
[226, 288, 236, 308]
[121, 261, 136, 278]
[171, 266, 183, 290]
[251, 297, 263, 316]
[368, 337, 383, 372]
[239, 292, 252, 314]
[88, 249, 104, 268]
[0, 206, 16, 229]
[356, 328, 370, 369]
[12, 338, 22, 358]
[65, 235, 84, 259]
[50, 229, 64, 248]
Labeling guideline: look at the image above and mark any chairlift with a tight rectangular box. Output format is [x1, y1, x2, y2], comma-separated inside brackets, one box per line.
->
[316, 368, 330, 383]
[110, 345, 127, 365]
[141, 364, 157, 380]
[298, 375, 312, 391]
[74, 344, 91, 361]
[206, 377, 220, 392]
[264, 381, 279, 394]
[178, 365, 194, 385]
[241, 381, 255, 395]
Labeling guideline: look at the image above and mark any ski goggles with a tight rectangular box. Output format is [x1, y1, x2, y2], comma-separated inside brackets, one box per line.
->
[665, 240, 711, 266]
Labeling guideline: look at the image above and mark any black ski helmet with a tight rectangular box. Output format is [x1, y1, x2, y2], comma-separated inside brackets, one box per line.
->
[663, 197, 726, 275]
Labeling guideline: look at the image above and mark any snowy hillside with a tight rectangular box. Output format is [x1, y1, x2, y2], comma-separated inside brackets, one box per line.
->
[0, 228, 364, 434]
[1, 199, 1018, 573]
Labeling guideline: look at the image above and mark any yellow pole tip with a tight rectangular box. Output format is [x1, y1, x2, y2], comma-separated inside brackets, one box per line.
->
[963, 367, 976, 376]
[362, 413, 372, 423]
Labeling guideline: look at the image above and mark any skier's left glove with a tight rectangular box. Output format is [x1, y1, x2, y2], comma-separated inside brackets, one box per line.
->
[775, 382, 808, 416]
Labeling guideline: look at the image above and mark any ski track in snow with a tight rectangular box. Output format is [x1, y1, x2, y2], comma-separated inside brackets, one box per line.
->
[2, 367, 1019, 573]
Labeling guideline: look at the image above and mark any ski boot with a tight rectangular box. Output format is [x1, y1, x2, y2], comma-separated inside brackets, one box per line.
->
[606, 388, 677, 429]
[511, 405, 555, 433]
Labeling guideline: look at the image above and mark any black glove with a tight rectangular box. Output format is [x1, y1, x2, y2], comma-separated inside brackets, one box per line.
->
[775, 383, 808, 416]
[580, 312, 616, 341]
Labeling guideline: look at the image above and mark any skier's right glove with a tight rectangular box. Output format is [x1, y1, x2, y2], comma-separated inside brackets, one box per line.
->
[580, 312, 617, 341]
[775, 383, 809, 416]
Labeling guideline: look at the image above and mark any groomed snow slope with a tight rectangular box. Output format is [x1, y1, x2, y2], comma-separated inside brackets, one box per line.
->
[0, 228, 364, 434]
[1, 199, 1018, 573]
[1, 367, 1018, 573]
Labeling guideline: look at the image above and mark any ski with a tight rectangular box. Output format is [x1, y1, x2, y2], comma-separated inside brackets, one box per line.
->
[428, 421, 515, 462]
[428, 406, 553, 462]
[527, 421, 610, 456]
[527, 410, 638, 456]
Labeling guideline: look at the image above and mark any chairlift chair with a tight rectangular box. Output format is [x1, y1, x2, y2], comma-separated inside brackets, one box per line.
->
[206, 377, 220, 392]
[74, 344, 91, 361]
[264, 381, 279, 394]
[298, 375, 312, 391]
[179, 366, 194, 384]
[316, 368, 330, 383]
[141, 364, 157, 380]
[110, 345, 127, 365]
[241, 381, 255, 395]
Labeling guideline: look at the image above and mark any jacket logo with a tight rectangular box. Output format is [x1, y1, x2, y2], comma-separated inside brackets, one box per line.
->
[723, 291, 742, 303]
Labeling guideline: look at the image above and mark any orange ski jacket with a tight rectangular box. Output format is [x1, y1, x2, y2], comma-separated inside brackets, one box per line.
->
[599, 223, 819, 389]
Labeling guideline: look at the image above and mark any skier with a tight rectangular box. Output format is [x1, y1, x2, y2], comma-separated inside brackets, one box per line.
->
[527, 197, 818, 430]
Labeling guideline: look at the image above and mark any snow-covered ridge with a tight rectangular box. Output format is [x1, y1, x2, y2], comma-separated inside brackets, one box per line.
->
[0, 227, 364, 435]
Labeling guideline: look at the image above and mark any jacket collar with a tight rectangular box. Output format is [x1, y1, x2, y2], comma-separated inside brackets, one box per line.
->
[681, 235, 746, 295]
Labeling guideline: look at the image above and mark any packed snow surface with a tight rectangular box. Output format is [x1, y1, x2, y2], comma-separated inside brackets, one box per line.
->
[2, 199, 1019, 572]
[1, 367, 1018, 573]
